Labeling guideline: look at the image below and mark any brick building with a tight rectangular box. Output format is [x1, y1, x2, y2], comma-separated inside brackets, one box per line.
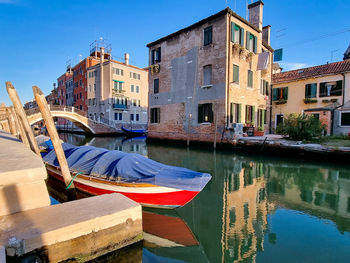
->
[147, 1, 272, 143]
[72, 56, 100, 111]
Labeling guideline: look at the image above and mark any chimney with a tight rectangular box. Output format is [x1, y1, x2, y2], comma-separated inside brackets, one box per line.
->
[124, 53, 130, 66]
[100, 47, 105, 64]
[262, 25, 271, 45]
[248, 1, 264, 31]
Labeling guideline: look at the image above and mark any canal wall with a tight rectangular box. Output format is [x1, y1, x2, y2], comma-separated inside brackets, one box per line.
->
[147, 135, 350, 164]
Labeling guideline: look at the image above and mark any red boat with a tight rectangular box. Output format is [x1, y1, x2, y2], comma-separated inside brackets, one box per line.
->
[46, 164, 202, 209]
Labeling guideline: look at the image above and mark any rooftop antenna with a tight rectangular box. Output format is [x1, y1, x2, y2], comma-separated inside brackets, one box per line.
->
[246, 0, 248, 20]
[330, 49, 339, 62]
[79, 54, 82, 62]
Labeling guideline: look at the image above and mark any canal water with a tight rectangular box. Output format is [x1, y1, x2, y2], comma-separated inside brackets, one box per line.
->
[57, 133, 350, 263]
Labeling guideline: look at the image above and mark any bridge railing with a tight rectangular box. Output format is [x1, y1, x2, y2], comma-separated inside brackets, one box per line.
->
[25, 105, 88, 118]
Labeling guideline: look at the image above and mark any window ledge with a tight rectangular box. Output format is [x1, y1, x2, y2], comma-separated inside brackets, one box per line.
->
[201, 85, 213, 89]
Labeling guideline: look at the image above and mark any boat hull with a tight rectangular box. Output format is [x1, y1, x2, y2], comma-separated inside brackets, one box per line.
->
[46, 165, 199, 209]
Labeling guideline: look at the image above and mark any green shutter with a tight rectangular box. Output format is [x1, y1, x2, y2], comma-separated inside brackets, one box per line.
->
[319, 82, 326, 97]
[233, 65, 239, 83]
[237, 104, 241, 123]
[261, 110, 265, 128]
[245, 105, 248, 123]
[252, 106, 256, 125]
[240, 28, 245, 46]
[283, 87, 288, 100]
[198, 104, 203, 123]
[272, 88, 278, 101]
[305, 84, 309, 98]
[231, 22, 235, 42]
[253, 35, 257, 53]
[248, 70, 253, 87]
[246, 32, 250, 50]
[311, 83, 317, 98]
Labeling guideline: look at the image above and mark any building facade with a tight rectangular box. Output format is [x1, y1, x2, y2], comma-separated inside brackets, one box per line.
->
[271, 59, 350, 135]
[87, 48, 148, 128]
[147, 1, 272, 143]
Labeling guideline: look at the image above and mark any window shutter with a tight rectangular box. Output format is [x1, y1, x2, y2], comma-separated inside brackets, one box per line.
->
[231, 22, 235, 42]
[157, 108, 160, 123]
[240, 28, 245, 46]
[272, 88, 278, 101]
[311, 83, 317, 98]
[253, 36, 257, 53]
[158, 47, 161, 62]
[237, 104, 241, 123]
[245, 105, 248, 123]
[233, 65, 239, 83]
[198, 104, 203, 123]
[252, 106, 256, 125]
[305, 84, 309, 98]
[265, 81, 269, 95]
[230, 103, 234, 123]
[319, 82, 326, 97]
[261, 110, 265, 128]
[246, 32, 250, 50]
[208, 104, 214, 123]
[283, 87, 288, 100]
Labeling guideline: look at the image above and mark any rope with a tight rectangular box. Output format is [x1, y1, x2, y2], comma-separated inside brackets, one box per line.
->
[66, 172, 83, 190]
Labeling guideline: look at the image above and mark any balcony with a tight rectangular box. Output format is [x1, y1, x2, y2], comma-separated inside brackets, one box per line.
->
[113, 104, 128, 109]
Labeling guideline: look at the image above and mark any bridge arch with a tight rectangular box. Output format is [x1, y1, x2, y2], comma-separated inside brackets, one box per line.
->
[28, 112, 95, 134]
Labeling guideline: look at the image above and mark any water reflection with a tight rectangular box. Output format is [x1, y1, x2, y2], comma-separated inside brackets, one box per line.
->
[56, 134, 350, 262]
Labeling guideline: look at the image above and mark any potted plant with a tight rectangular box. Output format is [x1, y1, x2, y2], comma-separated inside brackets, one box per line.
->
[254, 127, 264, 136]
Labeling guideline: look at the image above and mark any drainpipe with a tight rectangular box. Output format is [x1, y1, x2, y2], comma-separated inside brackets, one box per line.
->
[269, 83, 272, 134]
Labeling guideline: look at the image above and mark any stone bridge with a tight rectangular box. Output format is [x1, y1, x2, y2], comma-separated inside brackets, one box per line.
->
[25, 105, 118, 135]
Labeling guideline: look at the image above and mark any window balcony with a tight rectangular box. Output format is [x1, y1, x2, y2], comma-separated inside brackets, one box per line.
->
[113, 103, 128, 109]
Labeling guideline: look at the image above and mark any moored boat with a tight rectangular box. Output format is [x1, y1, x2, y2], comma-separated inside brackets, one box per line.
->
[41, 141, 211, 209]
[121, 126, 146, 137]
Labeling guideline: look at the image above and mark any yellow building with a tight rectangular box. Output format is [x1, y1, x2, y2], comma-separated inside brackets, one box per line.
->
[271, 60, 350, 135]
[87, 48, 148, 130]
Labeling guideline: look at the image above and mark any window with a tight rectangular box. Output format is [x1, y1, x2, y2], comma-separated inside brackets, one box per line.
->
[305, 83, 317, 98]
[79, 105, 82, 110]
[151, 47, 161, 64]
[114, 113, 118, 120]
[94, 84, 96, 91]
[119, 113, 123, 120]
[136, 114, 139, 121]
[340, 112, 350, 126]
[272, 87, 288, 101]
[79, 79, 82, 86]
[136, 86, 139, 93]
[131, 85, 134, 92]
[248, 70, 253, 88]
[130, 114, 134, 121]
[203, 26, 212, 46]
[154, 79, 159, 94]
[133, 99, 136, 106]
[231, 22, 244, 46]
[261, 80, 269, 95]
[138, 100, 141, 107]
[79, 92, 82, 99]
[245, 105, 255, 124]
[319, 80, 342, 97]
[233, 64, 239, 83]
[246, 32, 257, 53]
[114, 81, 123, 91]
[230, 103, 241, 123]
[203, 65, 212, 86]
[150, 108, 160, 123]
[114, 68, 124, 76]
[198, 103, 213, 123]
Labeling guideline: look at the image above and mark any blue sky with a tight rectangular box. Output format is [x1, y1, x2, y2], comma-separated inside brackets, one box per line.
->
[1, 0, 349, 105]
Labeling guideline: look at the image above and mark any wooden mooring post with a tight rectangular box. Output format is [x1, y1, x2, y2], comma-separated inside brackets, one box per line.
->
[32, 85, 74, 189]
[6, 107, 17, 135]
[6, 81, 41, 155]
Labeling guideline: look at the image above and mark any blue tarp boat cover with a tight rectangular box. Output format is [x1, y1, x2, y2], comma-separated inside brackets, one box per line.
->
[43, 142, 211, 192]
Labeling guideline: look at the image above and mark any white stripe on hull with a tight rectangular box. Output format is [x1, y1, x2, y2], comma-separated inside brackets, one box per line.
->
[74, 176, 182, 194]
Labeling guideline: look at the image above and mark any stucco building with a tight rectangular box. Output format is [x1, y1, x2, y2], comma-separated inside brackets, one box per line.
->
[147, 1, 273, 143]
[87, 47, 148, 129]
[271, 59, 350, 135]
